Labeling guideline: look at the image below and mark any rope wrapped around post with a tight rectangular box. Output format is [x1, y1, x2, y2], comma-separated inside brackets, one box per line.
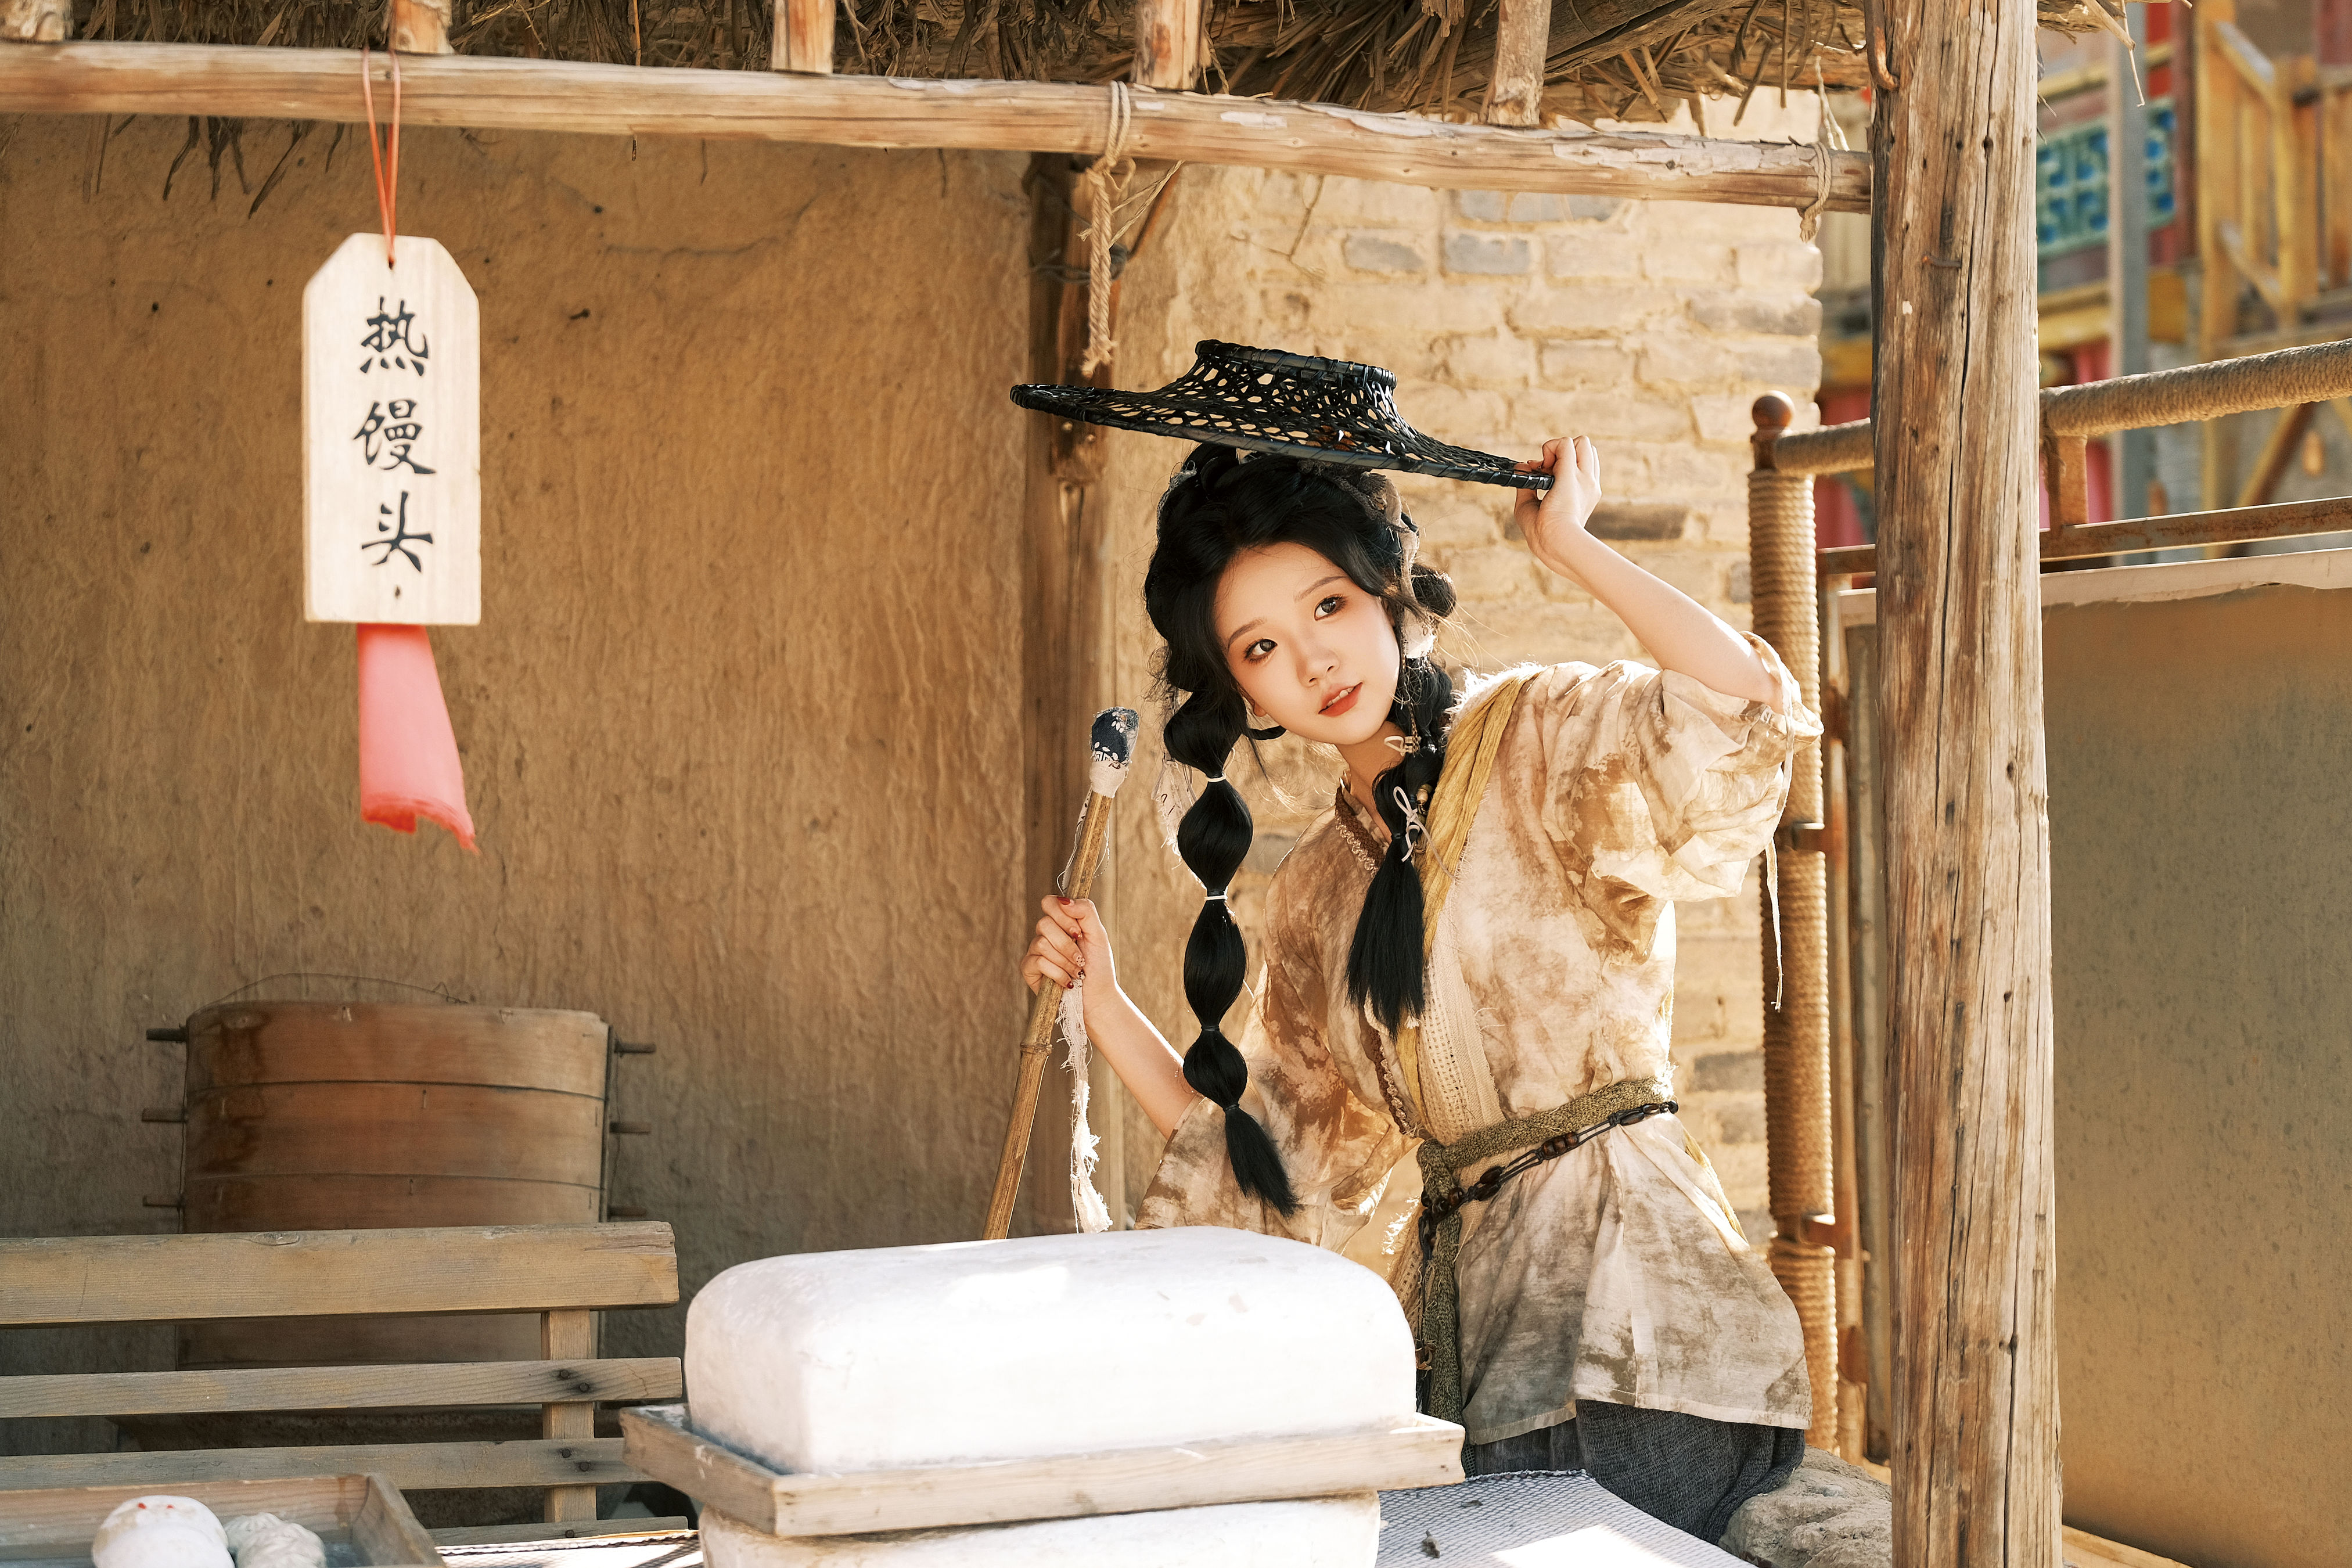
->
[1748, 392, 1838, 1450]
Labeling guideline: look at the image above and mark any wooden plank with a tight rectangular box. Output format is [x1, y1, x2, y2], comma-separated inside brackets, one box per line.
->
[1483, 0, 1551, 126]
[348, 1475, 444, 1567]
[2061, 1526, 2193, 1568]
[773, 0, 832, 74]
[0, 1438, 635, 1493]
[1871, 6, 2060, 1568]
[1819, 494, 2352, 576]
[620, 1404, 1463, 1538]
[541, 1310, 599, 1523]
[1132, 0, 1201, 89]
[186, 1002, 609, 1098]
[0, 1222, 677, 1326]
[0, 44, 1872, 215]
[431, 1520, 689, 1546]
[0, 1358, 682, 1418]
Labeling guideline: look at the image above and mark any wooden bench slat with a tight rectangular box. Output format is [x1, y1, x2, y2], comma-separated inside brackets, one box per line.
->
[0, 1438, 637, 1493]
[0, 1223, 678, 1325]
[0, 1358, 683, 1418]
[429, 1520, 691, 1547]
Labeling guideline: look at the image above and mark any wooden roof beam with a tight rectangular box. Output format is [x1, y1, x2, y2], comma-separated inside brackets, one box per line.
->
[0, 42, 1869, 213]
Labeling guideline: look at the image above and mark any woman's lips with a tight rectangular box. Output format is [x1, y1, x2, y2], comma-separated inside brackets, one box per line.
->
[1319, 683, 1361, 717]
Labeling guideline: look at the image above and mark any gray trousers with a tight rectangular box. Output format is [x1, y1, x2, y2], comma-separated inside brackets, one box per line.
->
[1463, 1401, 1804, 1544]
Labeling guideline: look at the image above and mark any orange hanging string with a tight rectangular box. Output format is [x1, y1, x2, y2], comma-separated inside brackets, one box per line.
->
[359, 44, 404, 268]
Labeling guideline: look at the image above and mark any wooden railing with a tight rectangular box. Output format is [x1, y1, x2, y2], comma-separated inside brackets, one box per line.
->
[2196, 12, 2321, 353]
[1765, 340, 2352, 576]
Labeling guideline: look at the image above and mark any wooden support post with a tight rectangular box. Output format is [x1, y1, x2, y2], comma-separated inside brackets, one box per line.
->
[774, 0, 834, 74]
[1132, 0, 1201, 89]
[2041, 431, 2091, 531]
[2106, 6, 2153, 517]
[1483, 0, 1552, 127]
[1010, 154, 1110, 1238]
[389, 0, 451, 55]
[1872, 5, 2060, 1566]
[541, 1308, 598, 1523]
[2197, 4, 2240, 509]
[2234, 401, 2317, 509]
[0, 0, 70, 42]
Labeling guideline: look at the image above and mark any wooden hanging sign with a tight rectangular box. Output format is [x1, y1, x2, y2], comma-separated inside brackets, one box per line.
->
[304, 232, 480, 624]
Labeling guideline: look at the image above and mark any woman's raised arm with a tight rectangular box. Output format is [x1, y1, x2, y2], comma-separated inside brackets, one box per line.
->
[1514, 436, 1789, 710]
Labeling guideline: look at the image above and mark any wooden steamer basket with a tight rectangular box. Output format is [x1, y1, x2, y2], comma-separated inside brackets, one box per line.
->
[0, 1475, 438, 1567]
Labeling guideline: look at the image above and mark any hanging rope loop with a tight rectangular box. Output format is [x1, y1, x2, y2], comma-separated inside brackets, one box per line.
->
[1079, 81, 1136, 377]
[359, 44, 404, 268]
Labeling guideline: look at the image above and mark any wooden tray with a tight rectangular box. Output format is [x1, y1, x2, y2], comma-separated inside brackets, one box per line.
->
[619, 1401, 1463, 1537]
[0, 1473, 440, 1567]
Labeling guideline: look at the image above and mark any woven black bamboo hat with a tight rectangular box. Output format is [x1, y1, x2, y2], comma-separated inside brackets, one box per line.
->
[1011, 340, 1551, 492]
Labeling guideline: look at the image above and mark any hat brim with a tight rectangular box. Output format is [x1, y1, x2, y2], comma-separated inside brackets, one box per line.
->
[1010, 383, 1552, 492]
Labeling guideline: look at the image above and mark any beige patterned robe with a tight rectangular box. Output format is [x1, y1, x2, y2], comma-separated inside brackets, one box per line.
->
[1137, 641, 1822, 1444]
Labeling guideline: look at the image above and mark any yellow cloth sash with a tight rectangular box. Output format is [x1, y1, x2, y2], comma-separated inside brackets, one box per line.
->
[1391, 670, 1534, 1128]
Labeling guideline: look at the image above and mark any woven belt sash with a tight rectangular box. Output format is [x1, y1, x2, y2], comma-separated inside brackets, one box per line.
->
[1414, 1074, 1675, 1426]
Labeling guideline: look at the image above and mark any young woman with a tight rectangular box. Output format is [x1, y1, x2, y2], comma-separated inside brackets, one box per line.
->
[1021, 436, 1826, 1542]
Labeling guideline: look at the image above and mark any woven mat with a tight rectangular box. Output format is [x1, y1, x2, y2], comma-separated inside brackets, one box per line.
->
[1376, 1473, 1744, 1567]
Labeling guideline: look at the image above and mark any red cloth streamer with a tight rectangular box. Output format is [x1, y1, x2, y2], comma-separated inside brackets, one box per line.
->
[358, 624, 477, 852]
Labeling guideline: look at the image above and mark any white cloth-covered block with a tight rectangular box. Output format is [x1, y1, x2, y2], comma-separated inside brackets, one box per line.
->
[703, 1494, 1383, 1567]
[686, 1228, 1415, 1472]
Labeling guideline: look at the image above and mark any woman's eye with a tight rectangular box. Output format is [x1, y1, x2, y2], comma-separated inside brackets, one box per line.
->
[1315, 595, 1345, 617]
[1244, 638, 1276, 662]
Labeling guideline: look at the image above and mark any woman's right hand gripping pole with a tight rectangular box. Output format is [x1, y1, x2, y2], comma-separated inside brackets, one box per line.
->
[1022, 896, 1202, 1141]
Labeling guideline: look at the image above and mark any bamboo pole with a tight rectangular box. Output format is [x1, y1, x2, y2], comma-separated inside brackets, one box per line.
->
[1483, 0, 1552, 127]
[1872, 5, 2059, 1566]
[983, 789, 1116, 1240]
[1132, 0, 1202, 90]
[774, 0, 833, 74]
[0, 44, 1872, 213]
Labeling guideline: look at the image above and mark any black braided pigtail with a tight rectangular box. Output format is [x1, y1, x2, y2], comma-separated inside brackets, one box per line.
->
[1345, 654, 1455, 1034]
[1164, 684, 1297, 1215]
[1345, 526, 1462, 1035]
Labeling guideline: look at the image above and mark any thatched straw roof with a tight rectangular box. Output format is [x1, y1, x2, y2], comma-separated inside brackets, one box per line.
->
[67, 0, 2116, 121]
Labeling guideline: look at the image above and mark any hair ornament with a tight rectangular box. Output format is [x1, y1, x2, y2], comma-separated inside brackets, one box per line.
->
[1391, 785, 1431, 865]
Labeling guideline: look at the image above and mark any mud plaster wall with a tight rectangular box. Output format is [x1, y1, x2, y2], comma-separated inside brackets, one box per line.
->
[2038, 581, 2352, 1568]
[0, 114, 1034, 1449]
[1090, 95, 1826, 1240]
